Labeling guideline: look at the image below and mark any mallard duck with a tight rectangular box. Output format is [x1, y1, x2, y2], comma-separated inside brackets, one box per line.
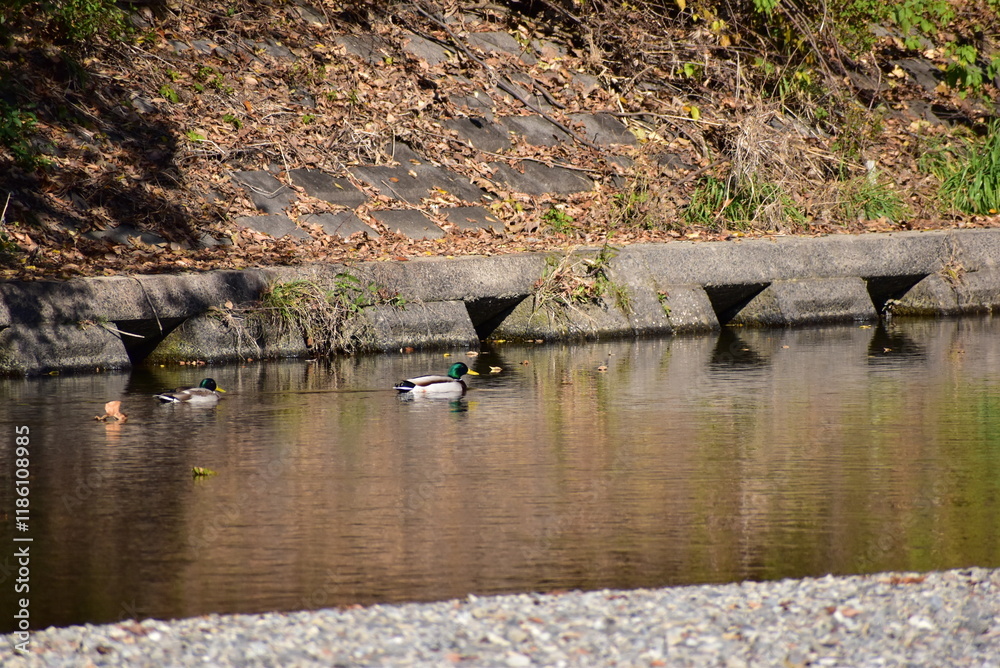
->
[155, 378, 225, 404]
[394, 362, 479, 395]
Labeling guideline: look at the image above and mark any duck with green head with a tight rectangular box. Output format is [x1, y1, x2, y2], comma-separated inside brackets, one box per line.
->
[155, 378, 226, 404]
[394, 362, 479, 396]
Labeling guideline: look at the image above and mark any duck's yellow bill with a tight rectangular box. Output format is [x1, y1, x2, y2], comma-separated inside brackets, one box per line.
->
[466, 369, 480, 375]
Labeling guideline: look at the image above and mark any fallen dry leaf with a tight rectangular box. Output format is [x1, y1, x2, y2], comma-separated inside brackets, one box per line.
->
[94, 400, 128, 422]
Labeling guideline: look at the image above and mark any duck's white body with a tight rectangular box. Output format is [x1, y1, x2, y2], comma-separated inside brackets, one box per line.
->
[394, 363, 478, 396]
[155, 378, 225, 404]
[394, 374, 468, 394]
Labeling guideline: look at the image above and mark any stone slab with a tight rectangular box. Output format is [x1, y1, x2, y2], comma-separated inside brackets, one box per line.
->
[370, 254, 546, 303]
[729, 277, 878, 326]
[193, 39, 219, 55]
[235, 214, 310, 239]
[132, 271, 271, 318]
[658, 152, 697, 172]
[589, 250, 676, 336]
[0, 324, 131, 375]
[232, 171, 296, 214]
[351, 163, 486, 205]
[84, 225, 168, 247]
[500, 250, 716, 338]
[951, 228, 1000, 271]
[292, 4, 326, 25]
[363, 300, 479, 350]
[568, 112, 637, 146]
[570, 72, 602, 97]
[531, 39, 568, 60]
[487, 293, 634, 341]
[497, 73, 551, 109]
[252, 39, 295, 61]
[616, 231, 952, 286]
[448, 89, 495, 119]
[197, 233, 231, 248]
[0, 271, 269, 327]
[444, 117, 512, 153]
[953, 269, 1000, 312]
[490, 161, 593, 195]
[383, 141, 425, 165]
[144, 312, 307, 364]
[466, 31, 536, 65]
[438, 206, 504, 233]
[401, 33, 455, 66]
[893, 268, 1000, 316]
[369, 210, 445, 239]
[899, 100, 953, 126]
[895, 58, 942, 95]
[336, 34, 388, 65]
[659, 284, 720, 333]
[614, 284, 672, 336]
[498, 115, 569, 147]
[890, 274, 961, 316]
[288, 169, 367, 207]
[279, 253, 547, 304]
[301, 212, 380, 239]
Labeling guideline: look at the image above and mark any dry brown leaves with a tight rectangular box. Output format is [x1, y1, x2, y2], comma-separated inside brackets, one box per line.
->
[95, 401, 128, 422]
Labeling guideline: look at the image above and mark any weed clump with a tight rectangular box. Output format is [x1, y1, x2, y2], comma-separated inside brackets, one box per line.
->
[533, 245, 632, 316]
[231, 274, 405, 358]
[920, 122, 1000, 216]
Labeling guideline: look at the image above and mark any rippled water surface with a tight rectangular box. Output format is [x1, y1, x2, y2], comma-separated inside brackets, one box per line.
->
[2, 318, 999, 630]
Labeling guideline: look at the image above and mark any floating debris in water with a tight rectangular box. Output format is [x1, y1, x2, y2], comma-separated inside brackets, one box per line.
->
[95, 400, 128, 422]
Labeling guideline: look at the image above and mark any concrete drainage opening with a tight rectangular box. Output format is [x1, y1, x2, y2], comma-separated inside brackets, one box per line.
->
[703, 283, 770, 325]
[111, 317, 187, 364]
[864, 275, 929, 314]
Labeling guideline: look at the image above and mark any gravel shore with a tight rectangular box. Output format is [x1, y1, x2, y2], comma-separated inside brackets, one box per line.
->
[4, 568, 998, 667]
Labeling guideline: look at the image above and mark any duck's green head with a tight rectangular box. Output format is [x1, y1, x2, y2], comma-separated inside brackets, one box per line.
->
[447, 362, 479, 379]
[200, 378, 225, 392]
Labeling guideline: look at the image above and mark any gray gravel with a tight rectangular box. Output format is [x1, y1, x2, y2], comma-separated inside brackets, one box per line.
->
[4, 568, 998, 666]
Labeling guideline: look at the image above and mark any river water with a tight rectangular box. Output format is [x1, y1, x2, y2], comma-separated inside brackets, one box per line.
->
[1, 318, 999, 630]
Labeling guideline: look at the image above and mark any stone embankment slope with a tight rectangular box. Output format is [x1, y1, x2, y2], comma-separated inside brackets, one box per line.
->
[71, 3, 988, 253]
[5, 4, 1000, 374]
[2, 228, 1000, 374]
[36, 5, 656, 255]
[8, 0, 995, 281]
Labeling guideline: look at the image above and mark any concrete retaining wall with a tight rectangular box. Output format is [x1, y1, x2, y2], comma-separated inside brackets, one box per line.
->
[2, 229, 999, 375]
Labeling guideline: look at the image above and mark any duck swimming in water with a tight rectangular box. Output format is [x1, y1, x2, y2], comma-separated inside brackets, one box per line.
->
[155, 378, 225, 404]
[394, 362, 479, 396]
